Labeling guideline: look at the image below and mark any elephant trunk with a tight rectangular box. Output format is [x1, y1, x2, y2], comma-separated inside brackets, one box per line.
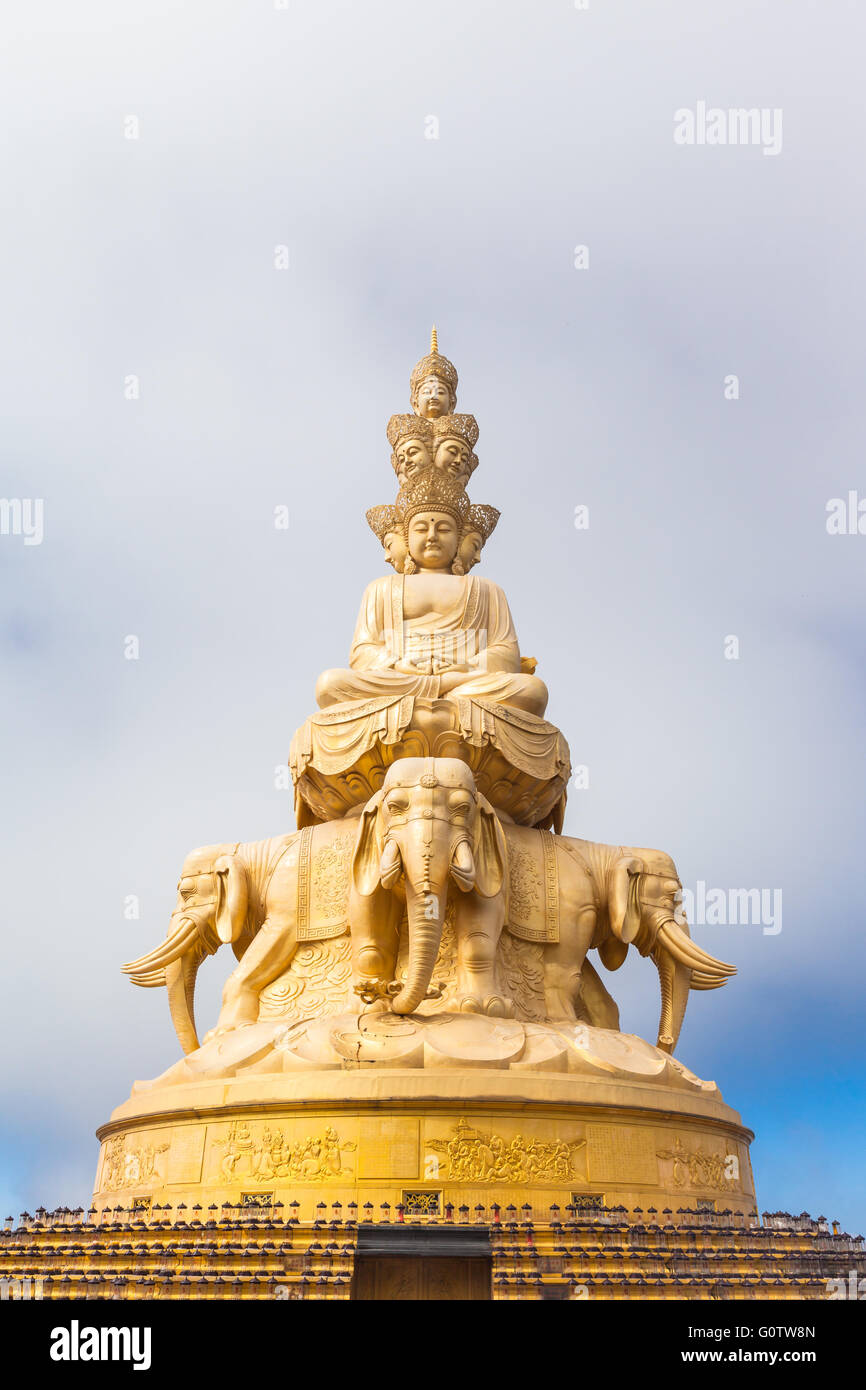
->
[165, 941, 207, 1054]
[652, 918, 736, 1054]
[389, 883, 446, 1015]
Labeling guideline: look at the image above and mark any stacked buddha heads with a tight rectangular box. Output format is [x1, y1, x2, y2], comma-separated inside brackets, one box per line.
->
[366, 328, 499, 575]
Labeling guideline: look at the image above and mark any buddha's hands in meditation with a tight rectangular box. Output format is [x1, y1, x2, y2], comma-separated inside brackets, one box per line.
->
[437, 665, 475, 692]
[384, 651, 474, 683]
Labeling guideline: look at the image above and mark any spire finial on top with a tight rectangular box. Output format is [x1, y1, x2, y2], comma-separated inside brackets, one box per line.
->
[430, 324, 438, 354]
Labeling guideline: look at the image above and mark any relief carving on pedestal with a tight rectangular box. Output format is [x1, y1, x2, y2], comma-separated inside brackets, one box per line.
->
[101, 1135, 169, 1190]
[212, 1121, 356, 1184]
[428, 1117, 585, 1183]
[656, 1136, 739, 1192]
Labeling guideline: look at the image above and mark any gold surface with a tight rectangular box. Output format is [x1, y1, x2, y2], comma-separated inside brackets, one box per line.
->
[92, 333, 781, 1303]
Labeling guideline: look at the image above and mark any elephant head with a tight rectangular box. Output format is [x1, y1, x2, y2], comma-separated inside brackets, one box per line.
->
[121, 843, 250, 1053]
[351, 757, 507, 1014]
[603, 848, 735, 1053]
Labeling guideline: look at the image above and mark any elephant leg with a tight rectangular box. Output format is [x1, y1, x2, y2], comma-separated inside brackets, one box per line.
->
[577, 959, 621, 1030]
[454, 897, 510, 1015]
[542, 906, 596, 1021]
[208, 913, 297, 1037]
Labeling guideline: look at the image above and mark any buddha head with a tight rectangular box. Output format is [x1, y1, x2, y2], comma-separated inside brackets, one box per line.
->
[369, 478, 499, 576]
[366, 504, 407, 572]
[383, 529, 408, 573]
[409, 327, 458, 419]
[386, 414, 434, 487]
[432, 414, 479, 487]
[455, 529, 482, 575]
[406, 512, 461, 572]
[394, 470, 469, 574]
[452, 503, 500, 575]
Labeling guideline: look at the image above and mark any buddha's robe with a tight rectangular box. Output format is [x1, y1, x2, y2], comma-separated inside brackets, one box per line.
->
[315, 574, 548, 717]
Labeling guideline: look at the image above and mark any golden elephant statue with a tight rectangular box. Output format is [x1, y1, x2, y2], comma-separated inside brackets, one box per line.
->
[345, 758, 735, 1049]
[122, 758, 734, 1055]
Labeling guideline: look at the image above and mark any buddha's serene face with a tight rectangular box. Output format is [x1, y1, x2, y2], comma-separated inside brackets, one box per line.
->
[415, 375, 453, 419]
[434, 437, 472, 484]
[457, 529, 482, 571]
[383, 529, 407, 571]
[394, 437, 432, 485]
[407, 511, 460, 571]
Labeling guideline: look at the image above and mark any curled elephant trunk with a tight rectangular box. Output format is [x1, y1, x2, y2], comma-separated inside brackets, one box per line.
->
[389, 887, 445, 1015]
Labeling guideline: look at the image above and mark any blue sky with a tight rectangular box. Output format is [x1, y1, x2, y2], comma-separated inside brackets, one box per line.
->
[1, 0, 864, 1232]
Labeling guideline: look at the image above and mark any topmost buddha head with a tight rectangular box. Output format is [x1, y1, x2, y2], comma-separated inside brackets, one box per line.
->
[409, 326, 458, 418]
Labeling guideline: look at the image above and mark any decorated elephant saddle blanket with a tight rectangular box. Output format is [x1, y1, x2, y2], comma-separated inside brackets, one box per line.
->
[505, 825, 560, 944]
[295, 821, 358, 941]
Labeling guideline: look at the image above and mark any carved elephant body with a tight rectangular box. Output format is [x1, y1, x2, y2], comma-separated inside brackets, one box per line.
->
[347, 758, 735, 1050]
[123, 819, 359, 1049]
[124, 759, 734, 1056]
[500, 826, 734, 1050]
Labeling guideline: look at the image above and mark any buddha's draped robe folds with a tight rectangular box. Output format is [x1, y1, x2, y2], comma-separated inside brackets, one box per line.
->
[315, 574, 548, 715]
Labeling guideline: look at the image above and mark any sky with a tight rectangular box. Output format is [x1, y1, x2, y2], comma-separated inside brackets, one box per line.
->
[1, 0, 864, 1232]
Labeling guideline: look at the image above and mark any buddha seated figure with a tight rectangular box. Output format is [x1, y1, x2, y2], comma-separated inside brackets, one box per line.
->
[292, 470, 570, 829]
[314, 475, 548, 717]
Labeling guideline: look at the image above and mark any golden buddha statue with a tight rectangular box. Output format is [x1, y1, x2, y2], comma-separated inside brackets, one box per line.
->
[317, 470, 545, 715]
[290, 331, 570, 829]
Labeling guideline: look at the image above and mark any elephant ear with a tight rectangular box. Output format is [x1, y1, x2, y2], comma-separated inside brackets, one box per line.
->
[214, 851, 249, 945]
[608, 856, 644, 945]
[473, 794, 508, 899]
[597, 936, 629, 971]
[351, 790, 385, 897]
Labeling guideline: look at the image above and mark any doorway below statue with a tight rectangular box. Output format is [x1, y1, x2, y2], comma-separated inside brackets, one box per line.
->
[350, 1225, 492, 1301]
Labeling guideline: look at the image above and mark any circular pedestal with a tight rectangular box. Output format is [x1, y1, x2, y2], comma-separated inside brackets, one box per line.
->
[94, 1020, 755, 1219]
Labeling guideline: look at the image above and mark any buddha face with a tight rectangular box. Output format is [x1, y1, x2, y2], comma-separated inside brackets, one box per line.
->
[434, 436, 472, 485]
[383, 529, 407, 572]
[457, 528, 483, 572]
[414, 375, 453, 419]
[407, 511, 460, 571]
[394, 436, 432, 486]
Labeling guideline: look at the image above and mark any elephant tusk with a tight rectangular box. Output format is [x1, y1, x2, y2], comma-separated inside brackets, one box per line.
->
[121, 916, 199, 981]
[689, 970, 730, 991]
[125, 968, 167, 988]
[656, 922, 736, 978]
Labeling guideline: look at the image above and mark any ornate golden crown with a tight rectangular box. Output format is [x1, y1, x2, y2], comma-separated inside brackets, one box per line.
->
[432, 413, 479, 449]
[365, 503, 398, 543]
[386, 414, 434, 450]
[394, 470, 471, 529]
[409, 326, 458, 405]
[466, 502, 500, 542]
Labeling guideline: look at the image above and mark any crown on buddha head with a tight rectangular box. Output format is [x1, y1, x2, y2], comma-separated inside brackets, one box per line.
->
[365, 503, 398, 542]
[368, 477, 498, 574]
[432, 413, 479, 450]
[394, 469, 470, 531]
[466, 502, 500, 542]
[409, 326, 458, 415]
[386, 413, 435, 450]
